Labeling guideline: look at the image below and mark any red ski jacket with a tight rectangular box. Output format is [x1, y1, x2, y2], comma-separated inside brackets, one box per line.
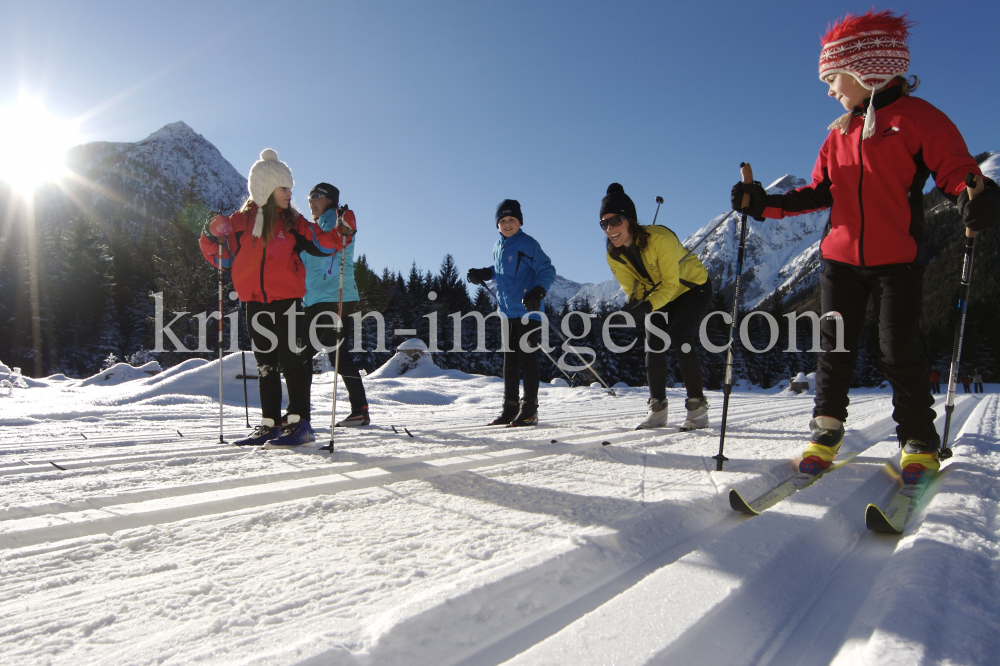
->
[762, 85, 982, 267]
[199, 204, 352, 303]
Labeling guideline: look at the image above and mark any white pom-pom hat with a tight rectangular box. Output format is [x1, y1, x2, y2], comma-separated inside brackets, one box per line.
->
[247, 148, 294, 237]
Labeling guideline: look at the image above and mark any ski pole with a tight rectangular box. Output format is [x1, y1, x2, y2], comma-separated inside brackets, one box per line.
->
[713, 162, 753, 471]
[217, 240, 226, 444]
[651, 195, 664, 226]
[940, 172, 985, 459]
[480, 283, 581, 388]
[322, 209, 352, 453]
[240, 300, 250, 428]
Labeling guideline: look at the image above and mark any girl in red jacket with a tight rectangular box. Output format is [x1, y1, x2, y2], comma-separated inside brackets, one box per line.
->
[200, 149, 354, 447]
[731, 11, 999, 483]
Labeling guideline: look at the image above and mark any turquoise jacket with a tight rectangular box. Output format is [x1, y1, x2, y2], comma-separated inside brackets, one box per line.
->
[490, 229, 555, 320]
[301, 208, 359, 306]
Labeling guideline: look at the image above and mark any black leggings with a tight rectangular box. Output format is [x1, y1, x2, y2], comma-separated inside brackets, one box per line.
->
[246, 299, 313, 423]
[503, 317, 542, 404]
[304, 301, 368, 413]
[815, 261, 937, 445]
[645, 281, 713, 401]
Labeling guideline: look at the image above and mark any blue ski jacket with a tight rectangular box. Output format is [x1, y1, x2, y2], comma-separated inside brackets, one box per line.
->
[301, 208, 359, 307]
[489, 229, 555, 320]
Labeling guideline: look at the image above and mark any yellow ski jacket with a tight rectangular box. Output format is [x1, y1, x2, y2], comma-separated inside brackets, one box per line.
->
[606, 225, 709, 311]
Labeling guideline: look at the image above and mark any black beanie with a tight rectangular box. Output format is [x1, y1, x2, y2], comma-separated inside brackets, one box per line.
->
[600, 183, 637, 223]
[309, 182, 340, 209]
[496, 199, 523, 227]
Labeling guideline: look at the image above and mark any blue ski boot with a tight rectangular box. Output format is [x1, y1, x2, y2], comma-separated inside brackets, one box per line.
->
[233, 419, 280, 447]
[266, 416, 315, 448]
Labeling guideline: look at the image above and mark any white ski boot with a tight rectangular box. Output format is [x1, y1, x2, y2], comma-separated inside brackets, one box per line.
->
[680, 397, 709, 431]
[636, 397, 669, 430]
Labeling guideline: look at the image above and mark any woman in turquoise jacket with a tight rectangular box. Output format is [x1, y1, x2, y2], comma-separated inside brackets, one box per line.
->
[467, 199, 555, 427]
[301, 183, 369, 426]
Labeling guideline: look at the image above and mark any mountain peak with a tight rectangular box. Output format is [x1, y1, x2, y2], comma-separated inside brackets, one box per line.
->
[142, 121, 202, 144]
[764, 175, 807, 195]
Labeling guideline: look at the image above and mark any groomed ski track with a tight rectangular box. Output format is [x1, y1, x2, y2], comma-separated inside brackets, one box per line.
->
[1, 374, 997, 666]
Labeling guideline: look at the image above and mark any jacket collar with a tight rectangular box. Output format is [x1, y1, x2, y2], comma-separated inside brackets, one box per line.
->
[853, 81, 904, 117]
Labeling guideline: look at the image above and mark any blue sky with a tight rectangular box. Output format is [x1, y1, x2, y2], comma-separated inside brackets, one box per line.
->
[3, 0, 998, 284]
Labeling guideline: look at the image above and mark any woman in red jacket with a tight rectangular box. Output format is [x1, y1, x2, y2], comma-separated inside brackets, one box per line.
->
[200, 149, 354, 447]
[731, 11, 999, 483]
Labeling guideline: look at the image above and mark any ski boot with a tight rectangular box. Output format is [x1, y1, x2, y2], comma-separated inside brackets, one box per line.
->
[490, 399, 520, 426]
[636, 397, 669, 430]
[507, 400, 538, 427]
[336, 406, 371, 427]
[900, 439, 940, 484]
[233, 419, 280, 447]
[800, 416, 845, 474]
[267, 415, 316, 448]
[680, 397, 709, 431]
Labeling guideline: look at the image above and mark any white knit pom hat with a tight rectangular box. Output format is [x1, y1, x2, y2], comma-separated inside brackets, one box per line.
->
[247, 148, 294, 237]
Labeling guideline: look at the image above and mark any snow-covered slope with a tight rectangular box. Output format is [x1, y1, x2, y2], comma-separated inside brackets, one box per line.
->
[62, 121, 246, 226]
[0, 357, 998, 665]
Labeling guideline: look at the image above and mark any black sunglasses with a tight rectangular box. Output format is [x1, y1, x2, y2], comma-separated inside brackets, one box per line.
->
[599, 215, 626, 230]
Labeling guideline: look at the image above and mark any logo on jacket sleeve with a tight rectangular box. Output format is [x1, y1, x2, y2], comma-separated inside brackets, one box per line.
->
[881, 126, 900, 138]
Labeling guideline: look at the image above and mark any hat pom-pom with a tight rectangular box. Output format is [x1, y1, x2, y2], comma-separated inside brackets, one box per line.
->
[260, 148, 278, 161]
[607, 183, 625, 195]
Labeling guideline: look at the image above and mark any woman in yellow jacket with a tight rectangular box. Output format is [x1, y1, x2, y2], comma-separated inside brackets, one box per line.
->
[601, 183, 714, 430]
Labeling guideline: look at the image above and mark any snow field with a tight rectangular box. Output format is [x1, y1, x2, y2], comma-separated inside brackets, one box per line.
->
[0, 357, 997, 665]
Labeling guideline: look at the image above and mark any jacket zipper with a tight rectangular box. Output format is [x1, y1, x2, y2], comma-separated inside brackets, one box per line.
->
[857, 113, 866, 268]
[259, 238, 269, 302]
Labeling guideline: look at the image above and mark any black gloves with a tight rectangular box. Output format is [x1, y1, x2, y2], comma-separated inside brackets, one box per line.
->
[522, 285, 546, 312]
[624, 297, 652, 317]
[466, 267, 492, 285]
[958, 177, 1000, 232]
[730, 180, 768, 221]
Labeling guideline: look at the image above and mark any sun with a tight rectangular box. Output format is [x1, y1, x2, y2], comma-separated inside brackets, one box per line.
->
[0, 95, 80, 196]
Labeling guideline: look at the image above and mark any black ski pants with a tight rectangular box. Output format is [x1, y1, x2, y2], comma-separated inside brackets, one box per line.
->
[815, 261, 938, 446]
[246, 299, 314, 424]
[503, 317, 542, 404]
[646, 280, 713, 401]
[304, 301, 368, 414]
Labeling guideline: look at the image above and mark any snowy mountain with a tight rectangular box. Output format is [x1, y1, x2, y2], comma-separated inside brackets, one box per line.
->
[682, 175, 829, 309]
[62, 121, 246, 227]
[546, 274, 625, 311]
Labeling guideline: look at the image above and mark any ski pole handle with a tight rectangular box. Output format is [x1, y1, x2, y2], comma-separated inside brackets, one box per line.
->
[739, 162, 754, 211]
[965, 173, 984, 238]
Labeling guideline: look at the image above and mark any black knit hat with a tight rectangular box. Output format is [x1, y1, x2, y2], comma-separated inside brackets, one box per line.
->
[309, 182, 340, 209]
[495, 199, 523, 227]
[600, 183, 637, 223]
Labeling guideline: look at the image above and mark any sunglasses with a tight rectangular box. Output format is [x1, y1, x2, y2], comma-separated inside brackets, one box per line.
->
[599, 215, 626, 230]
[309, 191, 330, 201]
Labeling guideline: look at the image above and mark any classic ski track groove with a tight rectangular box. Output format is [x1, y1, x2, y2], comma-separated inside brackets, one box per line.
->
[461, 396, 982, 666]
[0, 395, 816, 475]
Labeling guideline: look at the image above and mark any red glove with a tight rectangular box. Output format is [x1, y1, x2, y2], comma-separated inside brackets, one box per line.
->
[339, 208, 356, 234]
[208, 215, 232, 237]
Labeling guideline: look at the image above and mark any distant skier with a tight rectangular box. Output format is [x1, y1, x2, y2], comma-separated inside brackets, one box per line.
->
[466, 199, 555, 426]
[599, 183, 712, 430]
[961, 374, 971, 394]
[301, 183, 370, 426]
[973, 368, 984, 394]
[929, 368, 940, 394]
[199, 150, 354, 447]
[729, 11, 1000, 482]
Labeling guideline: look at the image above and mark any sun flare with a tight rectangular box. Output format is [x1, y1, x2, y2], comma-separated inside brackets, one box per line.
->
[0, 95, 80, 196]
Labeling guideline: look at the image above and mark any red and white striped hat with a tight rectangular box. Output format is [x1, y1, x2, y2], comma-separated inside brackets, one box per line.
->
[819, 10, 915, 139]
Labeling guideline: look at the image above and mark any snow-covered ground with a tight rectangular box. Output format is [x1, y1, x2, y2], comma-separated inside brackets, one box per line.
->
[1, 355, 998, 665]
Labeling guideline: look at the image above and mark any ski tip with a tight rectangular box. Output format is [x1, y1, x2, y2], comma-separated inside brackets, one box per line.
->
[550, 439, 558, 444]
[729, 489, 759, 515]
[865, 503, 902, 533]
[602, 441, 611, 446]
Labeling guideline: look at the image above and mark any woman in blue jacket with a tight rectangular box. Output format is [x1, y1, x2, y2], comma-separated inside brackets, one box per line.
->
[467, 199, 555, 426]
[301, 183, 369, 426]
